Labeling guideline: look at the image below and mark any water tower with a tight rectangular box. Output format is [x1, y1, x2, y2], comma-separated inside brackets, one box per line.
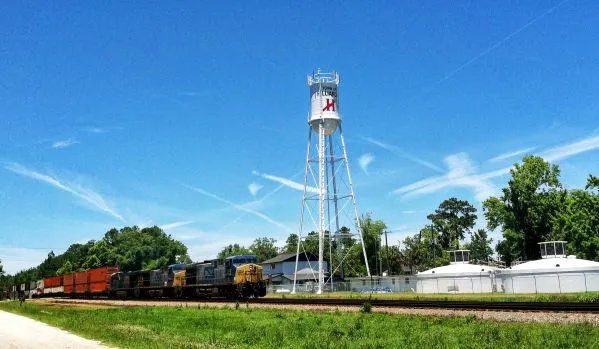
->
[293, 69, 371, 294]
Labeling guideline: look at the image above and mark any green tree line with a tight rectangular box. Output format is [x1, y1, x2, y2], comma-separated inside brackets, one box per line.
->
[3, 226, 191, 288]
[398, 155, 599, 272]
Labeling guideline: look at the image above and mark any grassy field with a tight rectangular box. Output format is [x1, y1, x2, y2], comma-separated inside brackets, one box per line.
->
[2, 301, 599, 348]
[265, 291, 599, 303]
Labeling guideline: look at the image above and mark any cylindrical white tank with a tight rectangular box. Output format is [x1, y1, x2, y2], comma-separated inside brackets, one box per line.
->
[497, 241, 599, 294]
[307, 70, 341, 135]
[416, 250, 499, 294]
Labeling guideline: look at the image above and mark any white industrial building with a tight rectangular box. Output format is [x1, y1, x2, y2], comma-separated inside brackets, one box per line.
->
[497, 241, 599, 294]
[416, 250, 499, 294]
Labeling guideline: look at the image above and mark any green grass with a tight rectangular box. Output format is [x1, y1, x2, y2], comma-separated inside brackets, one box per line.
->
[266, 291, 599, 303]
[1, 301, 599, 348]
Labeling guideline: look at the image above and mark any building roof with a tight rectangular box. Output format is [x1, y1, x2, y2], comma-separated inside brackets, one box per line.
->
[261, 252, 318, 264]
[499, 256, 599, 273]
[418, 263, 497, 277]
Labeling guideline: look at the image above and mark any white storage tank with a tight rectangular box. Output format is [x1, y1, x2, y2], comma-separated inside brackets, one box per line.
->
[416, 250, 499, 294]
[497, 241, 599, 294]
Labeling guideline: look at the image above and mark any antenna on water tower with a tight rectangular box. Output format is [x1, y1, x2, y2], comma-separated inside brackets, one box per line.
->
[292, 69, 371, 295]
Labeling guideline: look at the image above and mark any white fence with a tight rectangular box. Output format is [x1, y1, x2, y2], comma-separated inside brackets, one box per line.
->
[500, 271, 599, 294]
[267, 278, 418, 294]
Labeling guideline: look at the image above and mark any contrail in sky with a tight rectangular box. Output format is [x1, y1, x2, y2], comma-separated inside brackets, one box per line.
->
[185, 184, 292, 232]
[218, 170, 305, 232]
[405, 0, 569, 102]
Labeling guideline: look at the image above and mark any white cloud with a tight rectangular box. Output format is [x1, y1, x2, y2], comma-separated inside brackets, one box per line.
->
[52, 139, 79, 149]
[253, 171, 318, 194]
[82, 126, 123, 134]
[358, 153, 375, 174]
[4, 162, 125, 221]
[185, 184, 292, 232]
[362, 136, 444, 172]
[160, 220, 194, 230]
[394, 133, 599, 202]
[542, 135, 599, 162]
[0, 247, 50, 274]
[248, 182, 263, 197]
[394, 153, 499, 202]
[488, 147, 536, 162]
[186, 236, 256, 261]
[84, 127, 105, 134]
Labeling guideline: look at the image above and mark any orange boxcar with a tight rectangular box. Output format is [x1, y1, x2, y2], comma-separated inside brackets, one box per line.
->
[63, 273, 74, 286]
[44, 276, 61, 288]
[74, 271, 88, 285]
[75, 283, 87, 294]
[88, 266, 119, 283]
[63, 273, 74, 294]
[88, 266, 119, 294]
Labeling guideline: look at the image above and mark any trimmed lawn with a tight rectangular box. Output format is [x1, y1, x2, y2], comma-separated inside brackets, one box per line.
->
[1, 301, 598, 348]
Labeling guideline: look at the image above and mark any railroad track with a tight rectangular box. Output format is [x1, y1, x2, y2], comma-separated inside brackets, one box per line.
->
[44, 297, 599, 312]
[250, 298, 599, 312]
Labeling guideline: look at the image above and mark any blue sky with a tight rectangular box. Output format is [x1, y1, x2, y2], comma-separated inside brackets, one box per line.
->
[2, 1, 599, 274]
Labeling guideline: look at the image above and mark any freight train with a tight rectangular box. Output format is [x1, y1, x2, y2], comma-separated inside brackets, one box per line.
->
[12, 255, 267, 300]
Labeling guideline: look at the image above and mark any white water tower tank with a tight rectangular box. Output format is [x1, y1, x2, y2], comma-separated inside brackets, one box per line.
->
[307, 69, 341, 135]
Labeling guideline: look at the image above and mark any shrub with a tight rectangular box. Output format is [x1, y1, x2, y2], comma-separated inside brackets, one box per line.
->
[360, 301, 372, 313]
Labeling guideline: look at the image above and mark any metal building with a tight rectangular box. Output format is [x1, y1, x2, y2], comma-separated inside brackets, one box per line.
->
[497, 241, 599, 294]
[416, 250, 499, 294]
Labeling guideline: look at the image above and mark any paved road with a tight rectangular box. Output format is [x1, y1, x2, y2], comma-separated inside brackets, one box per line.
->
[0, 310, 114, 349]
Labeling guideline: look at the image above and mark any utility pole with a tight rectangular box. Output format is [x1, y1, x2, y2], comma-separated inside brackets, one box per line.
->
[384, 230, 389, 275]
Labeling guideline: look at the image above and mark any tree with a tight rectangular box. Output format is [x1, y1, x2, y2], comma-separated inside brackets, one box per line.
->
[495, 239, 519, 266]
[360, 215, 387, 275]
[463, 229, 493, 263]
[379, 245, 403, 275]
[102, 226, 190, 271]
[484, 156, 565, 261]
[56, 261, 73, 276]
[426, 198, 477, 249]
[249, 237, 279, 262]
[82, 255, 101, 270]
[217, 244, 251, 259]
[0, 258, 4, 276]
[283, 234, 299, 253]
[551, 187, 599, 260]
[586, 174, 599, 191]
[398, 232, 446, 274]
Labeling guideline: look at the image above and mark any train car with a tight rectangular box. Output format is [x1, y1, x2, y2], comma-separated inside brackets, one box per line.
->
[13, 257, 265, 301]
[182, 255, 266, 298]
[28, 281, 37, 298]
[43, 276, 63, 296]
[63, 273, 74, 295]
[32, 279, 44, 298]
[88, 266, 119, 295]
[109, 267, 163, 298]
[107, 255, 266, 299]
[74, 270, 88, 294]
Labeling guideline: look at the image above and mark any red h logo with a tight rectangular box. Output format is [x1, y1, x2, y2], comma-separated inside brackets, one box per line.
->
[323, 99, 336, 112]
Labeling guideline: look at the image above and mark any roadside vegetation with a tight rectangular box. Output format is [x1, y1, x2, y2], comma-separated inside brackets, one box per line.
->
[1, 301, 598, 349]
